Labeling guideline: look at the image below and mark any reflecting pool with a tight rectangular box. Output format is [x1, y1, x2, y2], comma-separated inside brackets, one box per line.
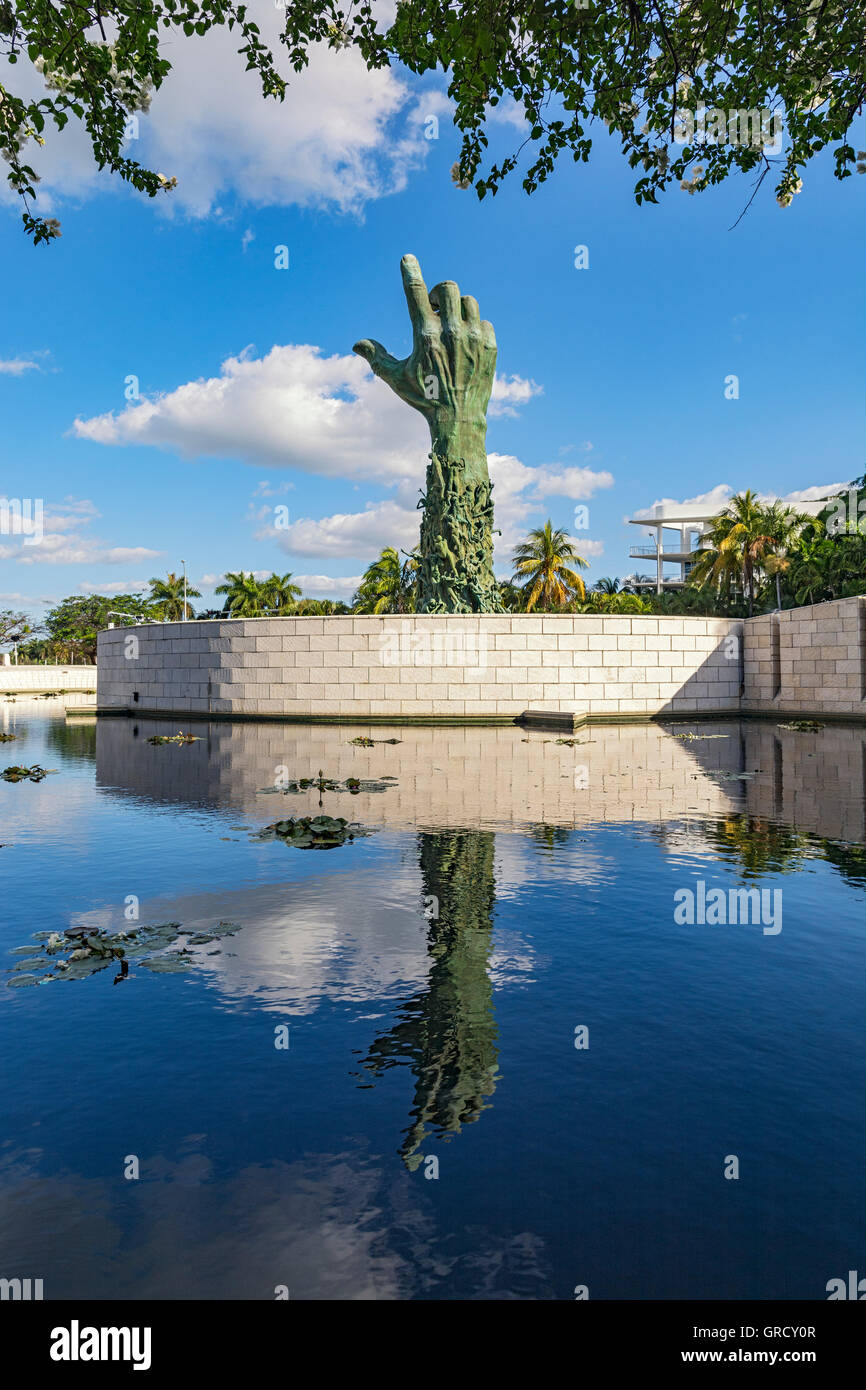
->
[2, 703, 864, 1299]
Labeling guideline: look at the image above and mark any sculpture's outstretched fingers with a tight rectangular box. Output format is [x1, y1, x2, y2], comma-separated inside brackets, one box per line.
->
[352, 338, 403, 388]
[480, 319, 497, 351]
[429, 280, 462, 332]
[460, 295, 481, 325]
[400, 254, 437, 335]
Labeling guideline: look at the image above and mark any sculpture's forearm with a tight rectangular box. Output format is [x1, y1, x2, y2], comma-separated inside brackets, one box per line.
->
[428, 413, 490, 482]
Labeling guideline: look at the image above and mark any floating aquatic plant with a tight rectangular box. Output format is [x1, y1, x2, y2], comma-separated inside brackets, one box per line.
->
[259, 767, 397, 797]
[673, 732, 731, 741]
[147, 730, 200, 745]
[2, 764, 56, 782]
[4, 920, 242, 987]
[778, 720, 825, 732]
[0, 733, 17, 742]
[258, 815, 363, 850]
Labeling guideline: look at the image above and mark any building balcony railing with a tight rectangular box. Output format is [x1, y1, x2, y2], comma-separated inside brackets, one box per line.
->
[629, 545, 702, 561]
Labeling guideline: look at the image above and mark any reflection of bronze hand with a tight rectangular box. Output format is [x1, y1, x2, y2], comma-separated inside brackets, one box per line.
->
[361, 830, 500, 1169]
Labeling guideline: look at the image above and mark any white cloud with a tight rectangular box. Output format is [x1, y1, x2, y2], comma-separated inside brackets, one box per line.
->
[0, 358, 40, 376]
[72, 340, 611, 575]
[776, 482, 849, 504]
[79, 579, 150, 595]
[487, 96, 529, 132]
[0, 590, 56, 606]
[9, 539, 160, 566]
[0, 497, 160, 567]
[2, 15, 444, 223]
[631, 481, 848, 524]
[258, 453, 613, 565]
[632, 484, 734, 520]
[252, 479, 294, 498]
[487, 453, 613, 554]
[73, 346, 550, 485]
[489, 374, 543, 418]
[267, 498, 421, 559]
[74, 344, 428, 483]
[37, 500, 101, 533]
[293, 573, 363, 597]
[531, 464, 614, 500]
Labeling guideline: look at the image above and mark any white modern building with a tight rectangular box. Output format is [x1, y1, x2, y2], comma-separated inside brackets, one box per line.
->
[627, 496, 836, 593]
[627, 502, 720, 592]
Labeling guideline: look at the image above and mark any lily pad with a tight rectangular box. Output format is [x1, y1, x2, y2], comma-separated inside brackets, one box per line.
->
[140, 955, 192, 973]
[673, 732, 731, 741]
[4, 918, 240, 986]
[259, 768, 396, 796]
[259, 814, 358, 850]
[2, 764, 57, 782]
[62, 957, 112, 980]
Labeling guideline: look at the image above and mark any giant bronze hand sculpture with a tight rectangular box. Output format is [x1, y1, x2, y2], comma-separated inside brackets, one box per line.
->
[353, 254, 503, 613]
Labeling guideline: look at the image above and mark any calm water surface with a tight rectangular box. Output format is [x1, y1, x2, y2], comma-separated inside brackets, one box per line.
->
[1, 702, 864, 1299]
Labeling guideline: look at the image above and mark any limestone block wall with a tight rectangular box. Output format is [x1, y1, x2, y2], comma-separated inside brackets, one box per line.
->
[0, 664, 96, 693]
[96, 614, 743, 721]
[743, 596, 866, 718]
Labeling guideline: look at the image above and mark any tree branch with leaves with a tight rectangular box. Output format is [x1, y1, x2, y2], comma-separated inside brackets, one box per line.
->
[3, 1, 864, 243]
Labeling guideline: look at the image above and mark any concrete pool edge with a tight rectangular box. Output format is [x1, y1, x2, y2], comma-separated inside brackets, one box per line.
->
[79, 704, 866, 728]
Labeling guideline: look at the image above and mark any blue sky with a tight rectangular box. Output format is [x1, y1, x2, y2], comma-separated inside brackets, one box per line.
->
[1, 21, 864, 621]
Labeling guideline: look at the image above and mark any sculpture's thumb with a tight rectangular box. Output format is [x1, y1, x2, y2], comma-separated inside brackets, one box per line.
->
[352, 338, 401, 387]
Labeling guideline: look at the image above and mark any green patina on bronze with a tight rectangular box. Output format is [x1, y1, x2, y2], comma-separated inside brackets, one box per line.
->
[353, 253, 503, 613]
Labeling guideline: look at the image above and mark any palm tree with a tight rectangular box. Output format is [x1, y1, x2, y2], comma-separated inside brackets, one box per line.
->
[585, 590, 652, 614]
[353, 547, 416, 614]
[261, 571, 302, 613]
[689, 491, 777, 617]
[293, 598, 351, 615]
[592, 576, 620, 595]
[623, 573, 656, 594]
[148, 571, 201, 621]
[215, 571, 268, 617]
[497, 580, 524, 612]
[759, 502, 810, 609]
[511, 521, 588, 611]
